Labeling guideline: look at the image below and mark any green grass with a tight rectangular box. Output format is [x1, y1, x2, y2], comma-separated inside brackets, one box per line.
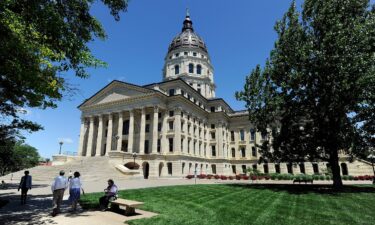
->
[80, 184, 375, 225]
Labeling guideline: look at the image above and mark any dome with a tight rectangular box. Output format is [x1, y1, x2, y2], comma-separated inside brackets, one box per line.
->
[167, 14, 208, 53]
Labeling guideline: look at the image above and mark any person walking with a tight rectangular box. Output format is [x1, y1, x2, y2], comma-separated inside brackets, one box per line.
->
[18, 171, 32, 205]
[51, 170, 68, 216]
[68, 171, 84, 212]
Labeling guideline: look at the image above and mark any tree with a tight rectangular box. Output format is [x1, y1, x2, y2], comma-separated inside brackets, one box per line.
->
[236, 0, 375, 189]
[0, 0, 129, 141]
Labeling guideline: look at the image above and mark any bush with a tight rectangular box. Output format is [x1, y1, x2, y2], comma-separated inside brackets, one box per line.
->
[214, 175, 220, 179]
[342, 175, 349, 180]
[312, 175, 320, 180]
[242, 175, 250, 180]
[186, 175, 194, 179]
[353, 176, 359, 181]
[325, 175, 331, 180]
[228, 176, 234, 180]
[207, 175, 213, 179]
[220, 175, 228, 180]
[348, 175, 354, 180]
[235, 175, 241, 180]
[197, 174, 207, 179]
[319, 175, 325, 180]
[264, 175, 271, 180]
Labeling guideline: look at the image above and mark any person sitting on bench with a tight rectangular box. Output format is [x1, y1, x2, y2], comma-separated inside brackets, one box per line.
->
[99, 179, 118, 211]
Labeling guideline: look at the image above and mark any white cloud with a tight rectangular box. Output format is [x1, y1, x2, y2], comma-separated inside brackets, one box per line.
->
[58, 137, 73, 144]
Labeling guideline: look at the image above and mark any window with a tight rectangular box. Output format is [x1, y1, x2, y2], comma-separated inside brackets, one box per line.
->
[189, 63, 194, 73]
[193, 52, 197, 56]
[231, 131, 235, 141]
[263, 164, 269, 174]
[169, 138, 173, 152]
[240, 130, 245, 141]
[158, 112, 162, 119]
[261, 132, 267, 140]
[241, 147, 246, 158]
[167, 162, 172, 175]
[144, 140, 149, 154]
[123, 120, 129, 135]
[157, 139, 161, 153]
[250, 129, 255, 141]
[313, 163, 319, 174]
[211, 145, 216, 157]
[210, 107, 215, 112]
[146, 114, 150, 120]
[232, 165, 236, 174]
[174, 65, 179, 75]
[252, 147, 257, 157]
[275, 164, 281, 174]
[242, 165, 247, 174]
[145, 124, 150, 133]
[169, 89, 175, 96]
[299, 163, 305, 174]
[252, 164, 257, 170]
[211, 124, 215, 129]
[231, 148, 235, 158]
[169, 111, 174, 117]
[198, 88, 201, 94]
[181, 90, 185, 96]
[287, 163, 293, 174]
[211, 132, 216, 140]
[169, 121, 174, 130]
[184, 52, 188, 56]
[158, 123, 162, 132]
[188, 140, 190, 153]
[197, 65, 202, 74]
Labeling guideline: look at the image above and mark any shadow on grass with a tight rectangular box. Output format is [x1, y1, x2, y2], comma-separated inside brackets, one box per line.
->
[226, 183, 375, 195]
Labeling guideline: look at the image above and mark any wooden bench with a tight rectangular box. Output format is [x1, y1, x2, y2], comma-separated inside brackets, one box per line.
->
[293, 179, 313, 184]
[110, 198, 144, 216]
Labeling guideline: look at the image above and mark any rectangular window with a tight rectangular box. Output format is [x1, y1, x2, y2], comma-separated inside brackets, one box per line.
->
[250, 129, 255, 141]
[169, 89, 175, 96]
[231, 148, 235, 158]
[211, 124, 215, 129]
[167, 162, 173, 175]
[231, 131, 235, 141]
[188, 140, 190, 153]
[275, 164, 281, 174]
[157, 139, 161, 153]
[158, 122, 162, 132]
[241, 147, 246, 157]
[261, 132, 267, 140]
[158, 112, 162, 119]
[210, 107, 215, 112]
[184, 52, 188, 56]
[181, 90, 185, 96]
[145, 124, 150, 133]
[169, 110, 174, 117]
[240, 129, 245, 141]
[169, 138, 173, 152]
[169, 121, 174, 130]
[252, 147, 257, 157]
[146, 114, 150, 120]
[144, 140, 149, 154]
[123, 120, 130, 135]
[211, 145, 216, 157]
[211, 132, 216, 140]
[252, 164, 257, 170]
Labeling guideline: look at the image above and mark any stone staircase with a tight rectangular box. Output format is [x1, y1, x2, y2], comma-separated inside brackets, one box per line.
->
[1, 157, 136, 183]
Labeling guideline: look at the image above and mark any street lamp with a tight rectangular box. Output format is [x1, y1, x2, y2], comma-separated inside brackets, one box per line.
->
[367, 153, 375, 184]
[59, 141, 64, 155]
[132, 153, 137, 169]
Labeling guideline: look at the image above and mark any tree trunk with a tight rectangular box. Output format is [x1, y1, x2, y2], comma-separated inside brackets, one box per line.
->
[330, 150, 343, 189]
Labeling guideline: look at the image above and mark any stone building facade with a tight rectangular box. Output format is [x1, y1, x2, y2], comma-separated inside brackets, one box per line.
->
[77, 13, 373, 178]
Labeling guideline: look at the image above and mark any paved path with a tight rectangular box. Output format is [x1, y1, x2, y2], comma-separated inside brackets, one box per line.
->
[0, 178, 372, 225]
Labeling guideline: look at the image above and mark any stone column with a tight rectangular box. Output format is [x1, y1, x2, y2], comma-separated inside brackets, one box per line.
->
[128, 110, 134, 153]
[86, 116, 95, 157]
[200, 122, 205, 157]
[139, 108, 146, 154]
[152, 106, 159, 154]
[174, 107, 182, 154]
[105, 114, 113, 155]
[78, 117, 86, 156]
[116, 112, 123, 151]
[95, 115, 104, 156]
[161, 111, 168, 153]
[217, 122, 223, 158]
[183, 118, 188, 154]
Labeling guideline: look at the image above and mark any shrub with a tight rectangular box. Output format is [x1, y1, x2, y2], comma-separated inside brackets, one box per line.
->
[319, 175, 325, 180]
[207, 175, 213, 179]
[348, 175, 354, 180]
[186, 175, 194, 179]
[353, 176, 359, 181]
[220, 175, 228, 180]
[197, 174, 207, 179]
[264, 175, 271, 180]
[312, 175, 320, 180]
[242, 175, 250, 180]
[214, 175, 220, 179]
[342, 175, 349, 180]
[235, 175, 241, 180]
[325, 175, 331, 180]
[228, 176, 234, 180]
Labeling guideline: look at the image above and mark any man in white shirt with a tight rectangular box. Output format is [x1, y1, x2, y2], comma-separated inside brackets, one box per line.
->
[51, 170, 68, 216]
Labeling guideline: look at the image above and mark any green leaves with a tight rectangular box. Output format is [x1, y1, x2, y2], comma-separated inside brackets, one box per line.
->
[0, 0, 128, 141]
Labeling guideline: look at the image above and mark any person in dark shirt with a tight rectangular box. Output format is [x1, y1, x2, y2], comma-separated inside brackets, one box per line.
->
[18, 171, 32, 205]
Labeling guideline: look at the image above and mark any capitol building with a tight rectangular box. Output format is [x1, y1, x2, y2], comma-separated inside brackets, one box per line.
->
[76, 12, 372, 178]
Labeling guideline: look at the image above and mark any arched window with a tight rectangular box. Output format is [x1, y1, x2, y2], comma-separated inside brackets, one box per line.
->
[174, 65, 179, 75]
[188, 63, 194, 73]
[197, 65, 202, 74]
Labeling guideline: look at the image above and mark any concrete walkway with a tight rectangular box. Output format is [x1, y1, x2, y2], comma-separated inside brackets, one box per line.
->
[0, 178, 372, 225]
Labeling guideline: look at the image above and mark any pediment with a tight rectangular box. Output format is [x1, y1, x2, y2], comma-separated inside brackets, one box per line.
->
[79, 81, 153, 108]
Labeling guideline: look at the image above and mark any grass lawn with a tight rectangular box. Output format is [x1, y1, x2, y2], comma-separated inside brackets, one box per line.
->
[80, 184, 375, 225]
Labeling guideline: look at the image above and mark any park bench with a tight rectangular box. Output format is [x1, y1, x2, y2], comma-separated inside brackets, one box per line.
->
[110, 198, 144, 216]
[293, 179, 313, 184]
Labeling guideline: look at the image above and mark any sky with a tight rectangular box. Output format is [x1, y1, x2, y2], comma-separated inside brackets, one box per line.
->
[22, 0, 306, 159]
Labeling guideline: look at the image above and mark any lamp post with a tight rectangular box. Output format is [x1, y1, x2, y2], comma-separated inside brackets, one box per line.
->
[59, 141, 63, 155]
[367, 153, 375, 184]
[132, 153, 137, 169]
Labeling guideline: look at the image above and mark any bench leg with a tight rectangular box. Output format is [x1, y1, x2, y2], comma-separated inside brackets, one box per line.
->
[110, 203, 120, 211]
[125, 206, 136, 216]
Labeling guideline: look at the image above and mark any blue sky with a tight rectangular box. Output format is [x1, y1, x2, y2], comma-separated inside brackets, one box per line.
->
[22, 0, 305, 158]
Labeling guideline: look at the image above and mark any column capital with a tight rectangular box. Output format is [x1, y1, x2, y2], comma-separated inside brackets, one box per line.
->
[106, 113, 113, 119]
[153, 106, 159, 112]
